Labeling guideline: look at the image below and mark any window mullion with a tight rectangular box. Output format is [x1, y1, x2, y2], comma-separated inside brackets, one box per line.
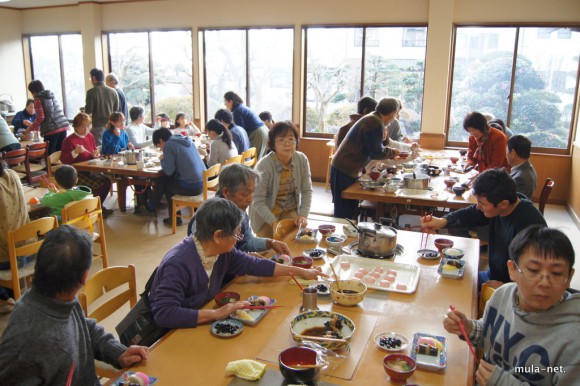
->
[506, 27, 520, 127]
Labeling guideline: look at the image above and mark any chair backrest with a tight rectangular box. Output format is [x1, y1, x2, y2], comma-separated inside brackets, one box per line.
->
[24, 142, 52, 182]
[273, 219, 296, 241]
[1, 148, 27, 166]
[538, 178, 555, 215]
[224, 154, 243, 165]
[78, 265, 137, 322]
[4, 216, 59, 299]
[203, 163, 221, 199]
[478, 282, 496, 318]
[242, 147, 257, 167]
[61, 196, 101, 223]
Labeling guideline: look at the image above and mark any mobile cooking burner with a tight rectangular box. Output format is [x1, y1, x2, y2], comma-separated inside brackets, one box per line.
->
[345, 241, 405, 260]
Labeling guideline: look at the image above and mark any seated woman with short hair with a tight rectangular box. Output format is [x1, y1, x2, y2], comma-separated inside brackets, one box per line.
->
[148, 197, 324, 329]
[463, 111, 509, 173]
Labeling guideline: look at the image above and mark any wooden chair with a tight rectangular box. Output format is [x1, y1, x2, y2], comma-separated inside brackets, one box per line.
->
[325, 141, 335, 191]
[273, 219, 296, 241]
[1, 148, 27, 180]
[538, 178, 555, 215]
[0, 216, 58, 300]
[13, 142, 52, 185]
[62, 197, 109, 269]
[223, 154, 242, 165]
[49, 150, 62, 174]
[478, 282, 496, 318]
[171, 163, 221, 234]
[78, 264, 137, 379]
[242, 147, 257, 168]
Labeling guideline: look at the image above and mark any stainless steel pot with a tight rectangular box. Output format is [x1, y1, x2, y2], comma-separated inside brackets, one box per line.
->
[403, 173, 430, 190]
[356, 221, 398, 257]
[122, 150, 143, 165]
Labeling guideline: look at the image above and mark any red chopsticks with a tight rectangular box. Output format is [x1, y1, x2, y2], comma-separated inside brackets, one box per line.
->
[421, 212, 433, 249]
[450, 305, 478, 363]
[289, 273, 304, 291]
[65, 361, 75, 386]
[241, 305, 284, 310]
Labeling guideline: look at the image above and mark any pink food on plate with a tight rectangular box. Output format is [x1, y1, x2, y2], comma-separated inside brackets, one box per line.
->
[357, 268, 369, 275]
[373, 267, 384, 274]
[379, 280, 391, 288]
[385, 274, 396, 283]
[364, 276, 376, 285]
[369, 272, 381, 279]
[387, 269, 397, 276]
[340, 261, 351, 270]
[353, 272, 364, 279]
[396, 283, 408, 291]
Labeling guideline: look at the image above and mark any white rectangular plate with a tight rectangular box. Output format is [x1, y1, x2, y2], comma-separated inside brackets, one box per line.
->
[325, 255, 420, 294]
[437, 258, 465, 279]
[410, 332, 447, 370]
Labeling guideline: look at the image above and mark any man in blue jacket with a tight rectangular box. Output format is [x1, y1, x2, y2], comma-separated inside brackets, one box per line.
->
[147, 128, 206, 225]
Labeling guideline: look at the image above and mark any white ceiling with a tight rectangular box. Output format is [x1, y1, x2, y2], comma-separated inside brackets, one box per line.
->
[0, 0, 149, 9]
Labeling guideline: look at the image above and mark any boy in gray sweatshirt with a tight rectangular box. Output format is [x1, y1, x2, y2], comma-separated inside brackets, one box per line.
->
[444, 225, 579, 386]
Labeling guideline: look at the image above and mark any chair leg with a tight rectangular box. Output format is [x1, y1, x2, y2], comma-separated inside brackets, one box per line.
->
[172, 201, 177, 234]
[325, 155, 332, 191]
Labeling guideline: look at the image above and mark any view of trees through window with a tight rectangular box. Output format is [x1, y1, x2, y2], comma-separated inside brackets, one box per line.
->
[29, 34, 84, 119]
[449, 27, 580, 150]
[304, 26, 427, 138]
[203, 28, 293, 123]
[108, 30, 192, 123]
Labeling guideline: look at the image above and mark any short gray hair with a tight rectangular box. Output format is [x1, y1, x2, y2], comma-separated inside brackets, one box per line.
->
[106, 73, 119, 85]
[375, 98, 400, 116]
[194, 197, 243, 242]
[218, 163, 261, 195]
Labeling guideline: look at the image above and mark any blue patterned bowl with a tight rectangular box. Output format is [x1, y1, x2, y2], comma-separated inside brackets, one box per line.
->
[290, 310, 355, 350]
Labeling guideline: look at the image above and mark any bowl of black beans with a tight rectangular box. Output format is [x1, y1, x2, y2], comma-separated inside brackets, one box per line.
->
[375, 332, 408, 352]
[210, 319, 244, 338]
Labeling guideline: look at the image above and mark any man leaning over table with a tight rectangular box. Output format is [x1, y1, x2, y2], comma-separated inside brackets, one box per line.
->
[330, 97, 401, 219]
[149, 197, 325, 330]
[421, 168, 546, 290]
[0, 225, 149, 385]
[146, 127, 206, 226]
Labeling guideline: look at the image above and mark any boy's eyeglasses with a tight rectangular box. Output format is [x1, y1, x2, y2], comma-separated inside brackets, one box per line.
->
[232, 231, 244, 242]
[512, 260, 569, 285]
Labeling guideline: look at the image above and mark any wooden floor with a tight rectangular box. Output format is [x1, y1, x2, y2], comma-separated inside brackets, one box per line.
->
[1, 182, 579, 343]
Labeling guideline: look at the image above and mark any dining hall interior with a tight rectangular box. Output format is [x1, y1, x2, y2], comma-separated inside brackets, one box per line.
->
[1, 0, 580, 384]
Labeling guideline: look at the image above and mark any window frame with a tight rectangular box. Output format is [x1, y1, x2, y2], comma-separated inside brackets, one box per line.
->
[105, 28, 194, 124]
[199, 25, 295, 125]
[446, 23, 580, 155]
[301, 23, 428, 139]
[25, 32, 83, 118]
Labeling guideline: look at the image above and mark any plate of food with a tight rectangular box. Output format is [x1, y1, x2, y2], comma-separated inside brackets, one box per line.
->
[313, 281, 331, 296]
[270, 254, 291, 265]
[438, 258, 465, 279]
[112, 371, 158, 385]
[417, 248, 440, 260]
[409, 333, 447, 370]
[303, 248, 326, 260]
[375, 332, 409, 352]
[229, 296, 276, 326]
[295, 227, 318, 243]
[210, 319, 244, 338]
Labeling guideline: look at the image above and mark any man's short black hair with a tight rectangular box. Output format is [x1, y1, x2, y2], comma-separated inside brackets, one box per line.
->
[90, 68, 105, 82]
[32, 225, 92, 298]
[357, 97, 378, 115]
[472, 168, 518, 205]
[258, 111, 273, 122]
[215, 109, 234, 125]
[54, 165, 77, 190]
[152, 127, 172, 145]
[509, 225, 575, 272]
[507, 135, 532, 159]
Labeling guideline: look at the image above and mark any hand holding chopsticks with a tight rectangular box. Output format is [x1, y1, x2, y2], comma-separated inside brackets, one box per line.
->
[420, 211, 434, 249]
[448, 305, 478, 363]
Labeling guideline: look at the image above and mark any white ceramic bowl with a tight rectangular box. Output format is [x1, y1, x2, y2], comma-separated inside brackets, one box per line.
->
[326, 235, 346, 249]
[290, 310, 355, 350]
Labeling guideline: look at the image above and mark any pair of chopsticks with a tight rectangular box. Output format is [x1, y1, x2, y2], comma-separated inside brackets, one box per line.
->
[449, 305, 478, 363]
[240, 305, 283, 310]
[294, 334, 348, 344]
[289, 273, 304, 291]
[421, 212, 434, 249]
[41, 174, 57, 192]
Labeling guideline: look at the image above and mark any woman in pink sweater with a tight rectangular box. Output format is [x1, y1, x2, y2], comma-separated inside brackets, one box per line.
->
[61, 113, 113, 215]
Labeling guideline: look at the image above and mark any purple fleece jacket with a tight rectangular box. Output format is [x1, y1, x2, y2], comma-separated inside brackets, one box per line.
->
[148, 237, 276, 329]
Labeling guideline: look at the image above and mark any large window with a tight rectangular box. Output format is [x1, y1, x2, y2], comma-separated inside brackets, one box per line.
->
[29, 34, 85, 119]
[304, 26, 427, 138]
[448, 26, 580, 152]
[108, 30, 192, 123]
[203, 28, 293, 124]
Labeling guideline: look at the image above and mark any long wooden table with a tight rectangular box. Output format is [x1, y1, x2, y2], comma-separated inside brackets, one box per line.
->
[22, 185, 51, 219]
[109, 219, 478, 385]
[72, 159, 163, 212]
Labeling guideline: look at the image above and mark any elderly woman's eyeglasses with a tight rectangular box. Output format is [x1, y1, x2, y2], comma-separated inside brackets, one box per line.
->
[512, 260, 569, 285]
[275, 138, 296, 145]
[230, 230, 244, 242]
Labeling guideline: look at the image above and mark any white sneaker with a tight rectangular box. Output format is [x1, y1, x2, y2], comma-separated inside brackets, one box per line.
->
[0, 298, 15, 314]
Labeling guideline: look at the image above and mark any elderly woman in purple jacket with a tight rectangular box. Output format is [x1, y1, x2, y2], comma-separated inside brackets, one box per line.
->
[148, 197, 325, 329]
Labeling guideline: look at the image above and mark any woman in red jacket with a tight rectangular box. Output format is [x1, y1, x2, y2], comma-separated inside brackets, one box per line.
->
[60, 113, 113, 215]
[464, 112, 509, 173]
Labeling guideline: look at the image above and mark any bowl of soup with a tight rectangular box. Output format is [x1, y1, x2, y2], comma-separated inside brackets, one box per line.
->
[291, 256, 313, 269]
[214, 291, 241, 307]
[383, 353, 416, 382]
[290, 310, 355, 350]
[329, 280, 367, 306]
[278, 347, 320, 383]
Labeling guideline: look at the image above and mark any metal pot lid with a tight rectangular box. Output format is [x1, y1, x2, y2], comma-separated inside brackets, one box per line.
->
[357, 222, 397, 238]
